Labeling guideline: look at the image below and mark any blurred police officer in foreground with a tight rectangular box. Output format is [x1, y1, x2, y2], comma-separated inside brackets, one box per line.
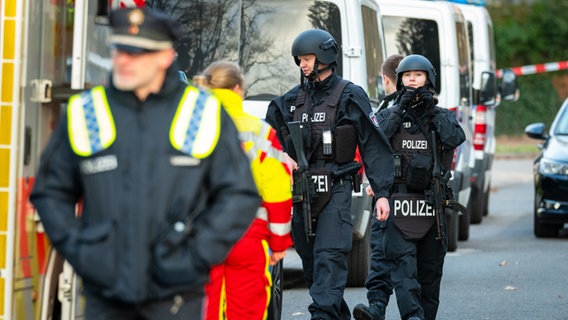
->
[30, 7, 259, 319]
[265, 29, 394, 320]
[356, 54, 465, 320]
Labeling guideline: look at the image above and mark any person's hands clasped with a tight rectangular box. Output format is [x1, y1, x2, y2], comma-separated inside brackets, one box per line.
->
[415, 86, 433, 105]
[398, 87, 417, 111]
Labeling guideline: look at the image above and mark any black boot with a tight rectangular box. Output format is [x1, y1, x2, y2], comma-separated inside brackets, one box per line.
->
[352, 302, 386, 320]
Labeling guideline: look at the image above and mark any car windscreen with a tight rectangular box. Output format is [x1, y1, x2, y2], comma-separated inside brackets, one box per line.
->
[553, 105, 568, 135]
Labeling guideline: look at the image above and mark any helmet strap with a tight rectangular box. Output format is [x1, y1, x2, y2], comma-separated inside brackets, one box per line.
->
[317, 64, 333, 75]
[306, 61, 336, 82]
[306, 60, 320, 81]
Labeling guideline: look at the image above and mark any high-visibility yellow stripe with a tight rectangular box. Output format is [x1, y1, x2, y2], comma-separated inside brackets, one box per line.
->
[170, 87, 221, 159]
[68, 94, 92, 156]
[4, 0, 16, 16]
[2, 0, 27, 318]
[68, 86, 116, 157]
[1, 63, 14, 103]
[92, 88, 116, 150]
[0, 151, 8, 189]
[0, 107, 11, 145]
[2, 20, 15, 59]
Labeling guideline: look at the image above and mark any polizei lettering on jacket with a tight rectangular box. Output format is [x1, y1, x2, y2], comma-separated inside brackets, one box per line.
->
[393, 198, 435, 217]
[300, 112, 326, 123]
[80, 155, 118, 175]
[401, 139, 428, 150]
[311, 174, 329, 193]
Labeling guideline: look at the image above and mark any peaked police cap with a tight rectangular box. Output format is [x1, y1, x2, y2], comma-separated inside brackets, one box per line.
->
[109, 7, 181, 53]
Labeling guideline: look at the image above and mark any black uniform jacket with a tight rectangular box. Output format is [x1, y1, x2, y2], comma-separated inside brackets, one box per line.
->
[30, 65, 260, 303]
[265, 73, 394, 198]
[377, 99, 466, 170]
[377, 101, 466, 150]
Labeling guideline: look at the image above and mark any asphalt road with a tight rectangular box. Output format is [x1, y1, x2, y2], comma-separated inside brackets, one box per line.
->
[280, 158, 568, 320]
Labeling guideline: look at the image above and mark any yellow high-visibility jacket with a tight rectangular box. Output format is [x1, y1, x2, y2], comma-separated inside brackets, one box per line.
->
[212, 88, 293, 251]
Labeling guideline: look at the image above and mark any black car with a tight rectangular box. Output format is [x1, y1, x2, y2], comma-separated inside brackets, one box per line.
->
[525, 98, 568, 237]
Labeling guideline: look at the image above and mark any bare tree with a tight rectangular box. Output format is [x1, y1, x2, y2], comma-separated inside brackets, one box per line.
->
[143, 1, 343, 98]
[307, 1, 343, 75]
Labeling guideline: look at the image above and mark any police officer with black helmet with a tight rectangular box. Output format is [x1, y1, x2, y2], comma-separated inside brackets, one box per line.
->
[265, 29, 394, 320]
[355, 54, 465, 320]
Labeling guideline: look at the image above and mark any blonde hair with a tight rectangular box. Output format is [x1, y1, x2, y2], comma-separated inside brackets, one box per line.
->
[200, 60, 245, 91]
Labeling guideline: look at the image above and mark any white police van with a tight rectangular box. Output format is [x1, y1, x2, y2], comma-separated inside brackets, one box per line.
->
[377, 0, 475, 251]
[456, 2, 519, 226]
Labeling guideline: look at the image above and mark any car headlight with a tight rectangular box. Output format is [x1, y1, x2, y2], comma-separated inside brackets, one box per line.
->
[539, 158, 568, 176]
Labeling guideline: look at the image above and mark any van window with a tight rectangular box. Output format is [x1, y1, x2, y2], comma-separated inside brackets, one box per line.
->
[455, 19, 472, 106]
[467, 21, 475, 76]
[381, 16, 441, 94]
[361, 5, 384, 104]
[487, 21, 496, 71]
[160, 0, 342, 100]
[242, 0, 342, 100]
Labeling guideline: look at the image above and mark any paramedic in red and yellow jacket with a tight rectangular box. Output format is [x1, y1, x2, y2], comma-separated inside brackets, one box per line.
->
[197, 61, 293, 320]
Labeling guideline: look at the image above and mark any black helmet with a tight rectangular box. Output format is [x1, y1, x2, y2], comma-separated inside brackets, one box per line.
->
[395, 54, 436, 90]
[291, 29, 339, 66]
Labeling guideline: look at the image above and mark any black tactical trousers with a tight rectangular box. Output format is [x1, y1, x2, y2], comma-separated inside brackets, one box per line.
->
[384, 213, 447, 320]
[292, 180, 353, 320]
[365, 216, 394, 307]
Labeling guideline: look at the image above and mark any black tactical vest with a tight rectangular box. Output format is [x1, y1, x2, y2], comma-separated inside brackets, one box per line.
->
[391, 122, 434, 191]
[391, 119, 437, 241]
[293, 79, 357, 164]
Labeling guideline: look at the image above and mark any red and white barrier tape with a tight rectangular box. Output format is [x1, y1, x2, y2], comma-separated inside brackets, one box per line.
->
[497, 60, 568, 78]
[110, 0, 146, 9]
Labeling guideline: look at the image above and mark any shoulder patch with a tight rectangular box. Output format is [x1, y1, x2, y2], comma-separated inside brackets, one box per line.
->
[369, 112, 380, 128]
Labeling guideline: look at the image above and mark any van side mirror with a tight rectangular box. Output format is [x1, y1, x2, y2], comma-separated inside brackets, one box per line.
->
[479, 71, 497, 106]
[500, 68, 520, 102]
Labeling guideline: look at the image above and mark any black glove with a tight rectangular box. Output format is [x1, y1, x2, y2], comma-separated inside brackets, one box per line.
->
[398, 87, 417, 111]
[415, 86, 434, 106]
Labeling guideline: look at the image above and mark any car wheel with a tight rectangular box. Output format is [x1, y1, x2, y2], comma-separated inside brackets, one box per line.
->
[482, 181, 490, 217]
[534, 215, 561, 238]
[266, 259, 284, 320]
[469, 183, 484, 224]
[533, 192, 561, 238]
[347, 215, 371, 287]
[459, 198, 471, 241]
[446, 209, 459, 252]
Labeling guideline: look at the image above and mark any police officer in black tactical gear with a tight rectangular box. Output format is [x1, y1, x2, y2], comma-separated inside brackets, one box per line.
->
[354, 54, 466, 320]
[265, 29, 394, 320]
[353, 54, 404, 320]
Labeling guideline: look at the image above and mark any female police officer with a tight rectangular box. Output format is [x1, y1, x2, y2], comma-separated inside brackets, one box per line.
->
[265, 29, 394, 320]
[367, 54, 466, 320]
